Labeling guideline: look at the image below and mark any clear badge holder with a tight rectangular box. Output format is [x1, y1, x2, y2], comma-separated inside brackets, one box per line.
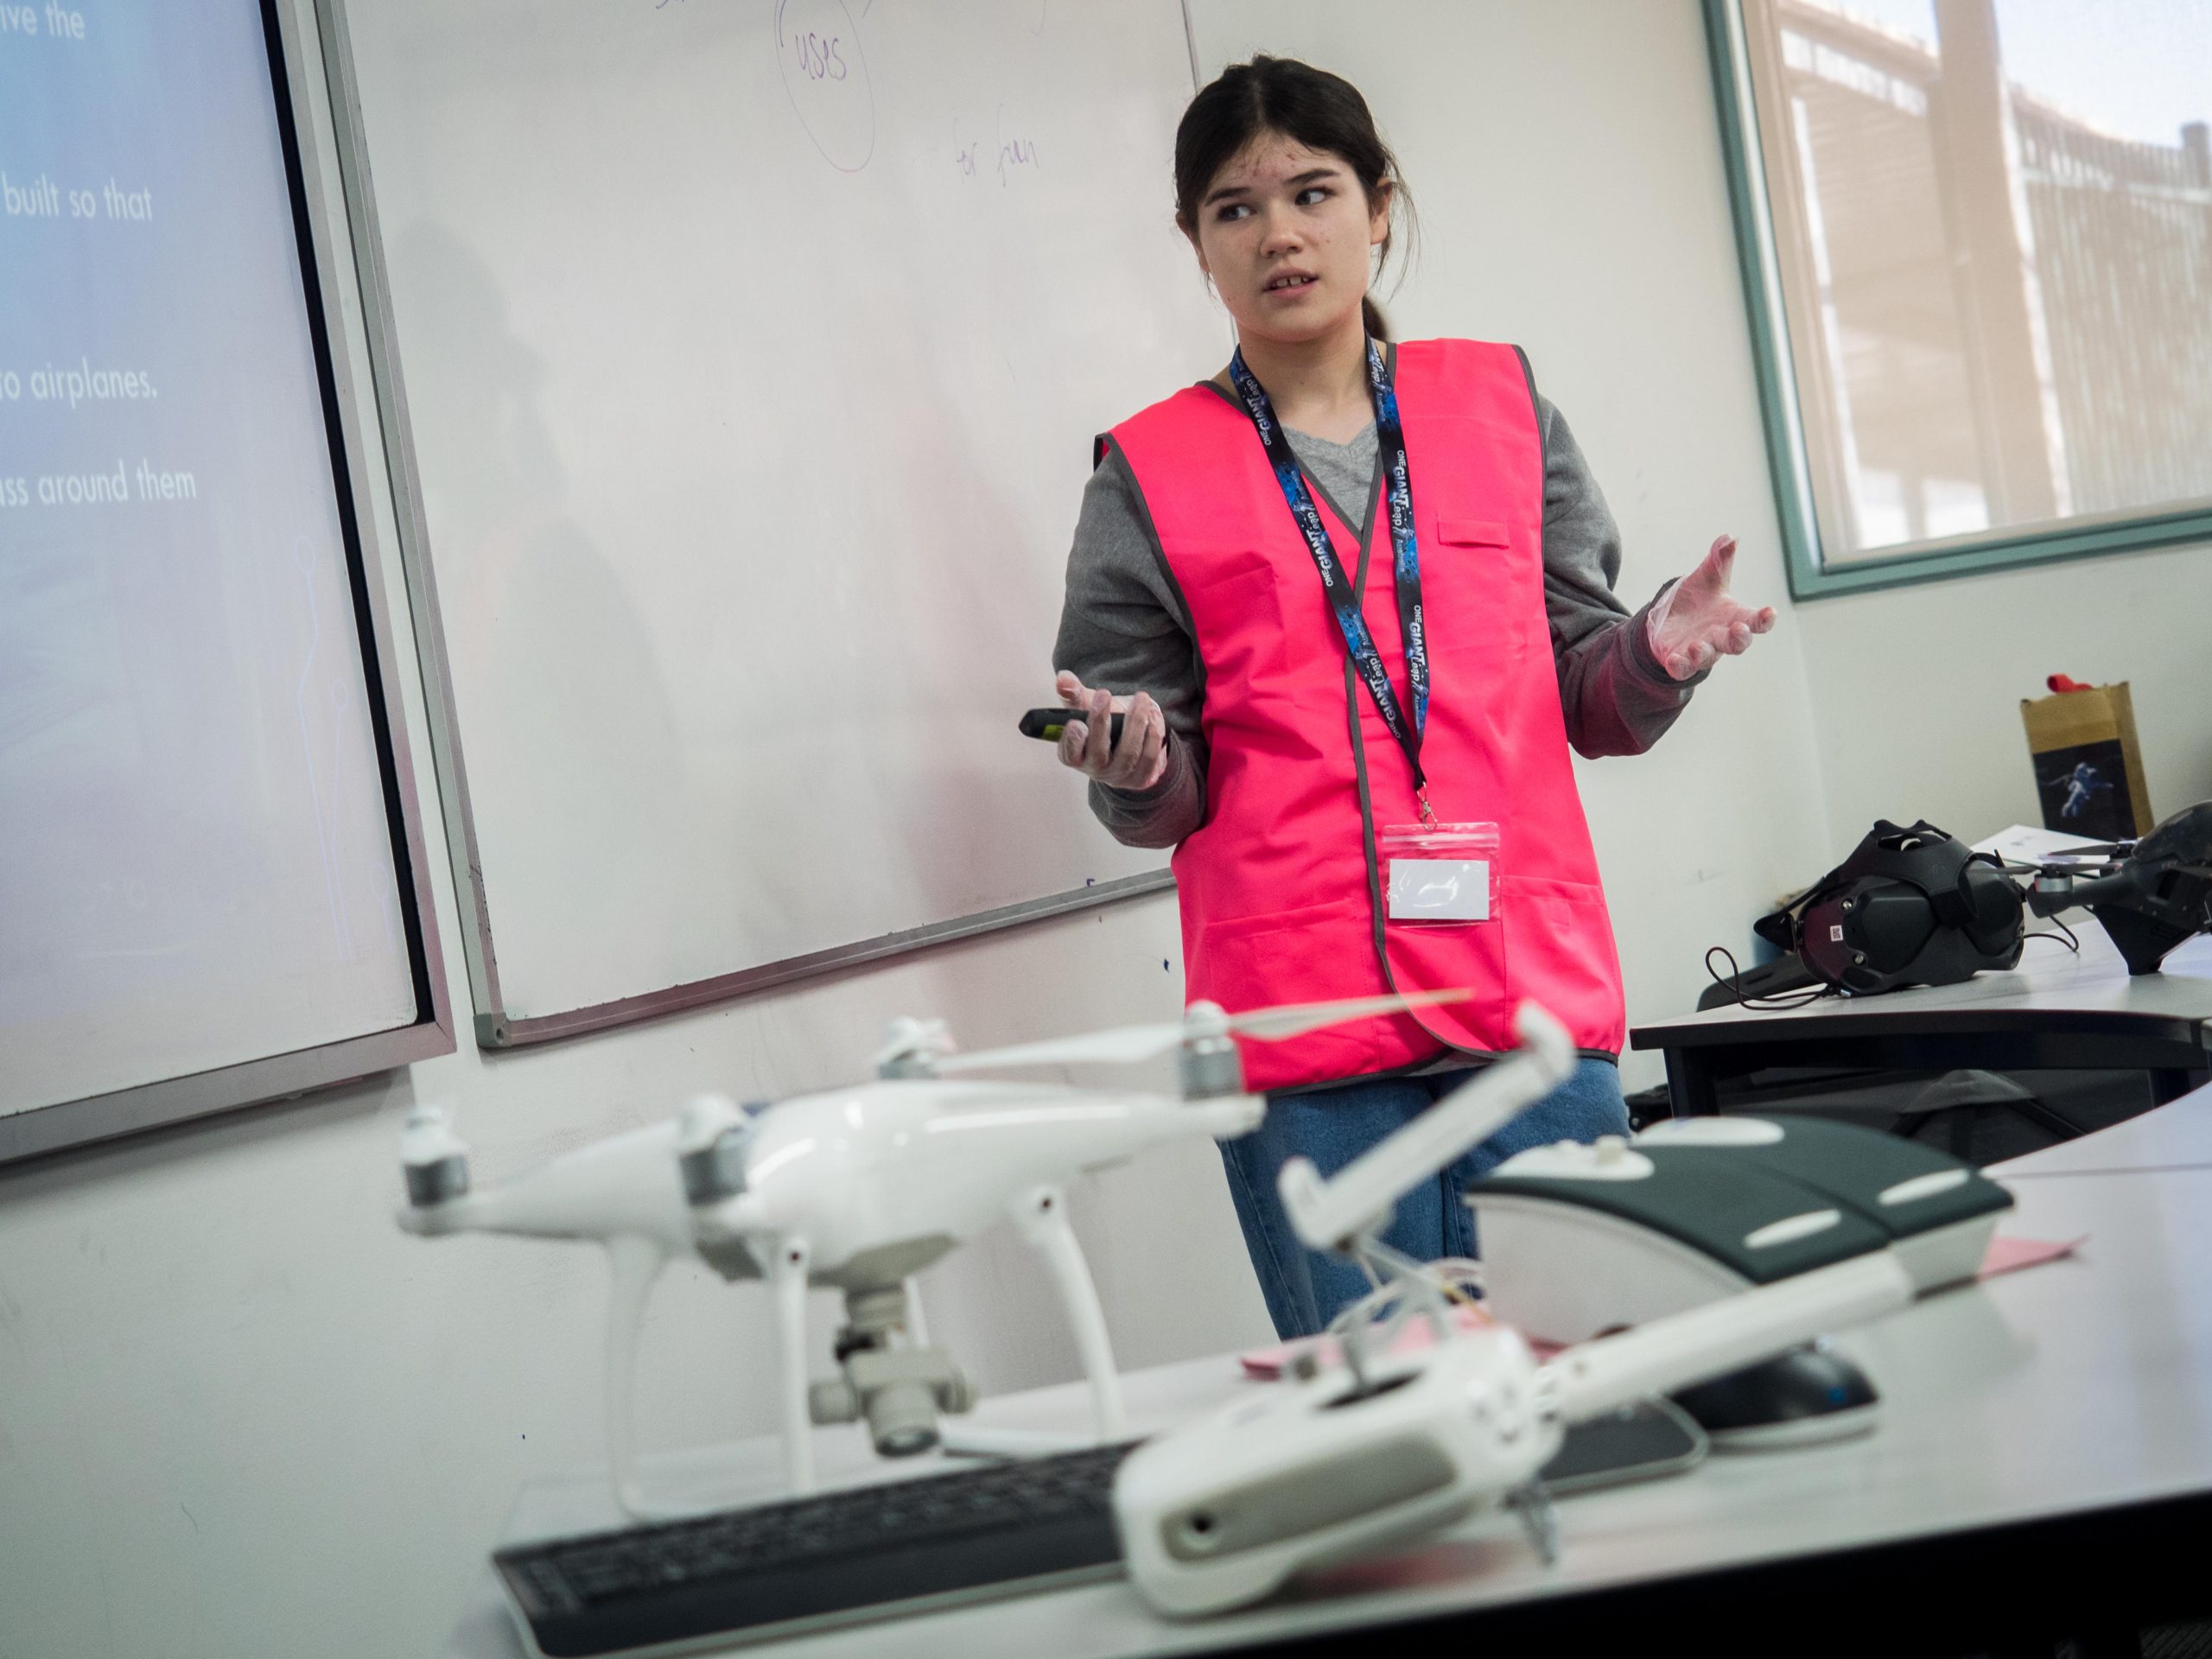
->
[1381, 821, 1499, 926]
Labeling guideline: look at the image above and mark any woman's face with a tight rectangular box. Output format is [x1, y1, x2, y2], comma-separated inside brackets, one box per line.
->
[1186, 131, 1390, 348]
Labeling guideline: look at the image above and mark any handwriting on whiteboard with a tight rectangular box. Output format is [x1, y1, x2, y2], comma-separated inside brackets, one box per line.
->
[954, 106, 1040, 187]
[775, 0, 874, 171]
[996, 132, 1039, 184]
[788, 27, 850, 79]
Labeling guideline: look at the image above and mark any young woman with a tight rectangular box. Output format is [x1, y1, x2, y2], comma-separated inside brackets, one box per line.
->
[1051, 56, 1773, 1338]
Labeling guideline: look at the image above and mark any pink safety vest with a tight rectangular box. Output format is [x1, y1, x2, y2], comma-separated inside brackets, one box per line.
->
[1105, 338, 1627, 1091]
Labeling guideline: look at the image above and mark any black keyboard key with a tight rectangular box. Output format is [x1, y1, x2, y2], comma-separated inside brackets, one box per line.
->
[494, 1442, 1139, 1657]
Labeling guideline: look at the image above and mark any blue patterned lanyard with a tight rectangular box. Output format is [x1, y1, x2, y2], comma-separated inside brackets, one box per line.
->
[1227, 339, 1433, 821]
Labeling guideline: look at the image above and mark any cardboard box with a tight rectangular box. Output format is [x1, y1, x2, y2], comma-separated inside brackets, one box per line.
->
[2020, 681, 2153, 842]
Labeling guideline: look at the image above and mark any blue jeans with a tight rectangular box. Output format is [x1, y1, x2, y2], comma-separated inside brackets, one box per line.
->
[1219, 1058, 1630, 1339]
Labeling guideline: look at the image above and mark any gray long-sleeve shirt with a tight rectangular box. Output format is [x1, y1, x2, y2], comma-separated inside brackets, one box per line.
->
[1053, 376, 1702, 849]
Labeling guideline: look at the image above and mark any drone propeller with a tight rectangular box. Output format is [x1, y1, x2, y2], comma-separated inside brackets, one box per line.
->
[937, 988, 1473, 1075]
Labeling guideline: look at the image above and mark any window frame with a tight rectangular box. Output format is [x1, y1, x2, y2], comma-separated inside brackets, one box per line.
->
[1702, 0, 2212, 600]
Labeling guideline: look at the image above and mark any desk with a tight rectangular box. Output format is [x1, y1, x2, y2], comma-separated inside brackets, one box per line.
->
[1988, 1082, 2212, 1181]
[446, 1086, 2212, 1658]
[1630, 922, 2212, 1119]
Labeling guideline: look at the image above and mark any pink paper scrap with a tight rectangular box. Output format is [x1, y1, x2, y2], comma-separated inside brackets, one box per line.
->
[1238, 1233, 2085, 1381]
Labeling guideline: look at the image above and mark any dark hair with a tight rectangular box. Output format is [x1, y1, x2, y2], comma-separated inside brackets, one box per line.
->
[1173, 55, 1413, 340]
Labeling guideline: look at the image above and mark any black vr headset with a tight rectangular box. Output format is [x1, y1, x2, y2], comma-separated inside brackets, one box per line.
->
[1757, 820, 2024, 996]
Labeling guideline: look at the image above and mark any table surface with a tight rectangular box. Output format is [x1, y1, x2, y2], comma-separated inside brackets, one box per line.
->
[1990, 1081, 2212, 1180]
[445, 1084, 2212, 1659]
[1629, 920, 2212, 1048]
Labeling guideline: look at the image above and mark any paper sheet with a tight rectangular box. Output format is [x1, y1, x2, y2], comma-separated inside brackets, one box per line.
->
[1972, 823, 2113, 863]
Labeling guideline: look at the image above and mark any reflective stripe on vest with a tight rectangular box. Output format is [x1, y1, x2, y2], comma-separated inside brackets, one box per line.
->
[1106, 339, 1626, 1091]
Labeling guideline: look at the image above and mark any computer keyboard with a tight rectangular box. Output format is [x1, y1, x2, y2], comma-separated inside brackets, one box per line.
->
[493, 1440, 1139, 1657]
[493, 1403, 1707, 1656]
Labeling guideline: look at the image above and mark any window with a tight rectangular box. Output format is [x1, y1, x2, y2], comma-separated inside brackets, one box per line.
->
[1707, 0, 2212, 594]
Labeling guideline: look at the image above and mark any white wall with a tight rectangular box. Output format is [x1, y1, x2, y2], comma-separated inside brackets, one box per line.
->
[0, 5, 1843, 1657]
[1797, 539, 2212, 855]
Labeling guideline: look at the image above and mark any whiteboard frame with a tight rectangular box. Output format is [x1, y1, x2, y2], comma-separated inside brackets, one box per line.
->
[1, 0, 456, 1166]
[316, 0, 1199, 1051]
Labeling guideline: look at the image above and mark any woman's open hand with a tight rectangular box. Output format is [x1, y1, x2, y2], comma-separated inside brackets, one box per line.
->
[1646, 536, 1777, 682]
[1053, 669, 1169, 790]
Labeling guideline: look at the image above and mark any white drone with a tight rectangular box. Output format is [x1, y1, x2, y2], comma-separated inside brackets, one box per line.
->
[395, 988, 1467, 1511]
[1114, 1004, 1921, 1616]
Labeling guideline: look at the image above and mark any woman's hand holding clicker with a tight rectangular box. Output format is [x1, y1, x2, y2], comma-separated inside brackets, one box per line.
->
[1053, 669, 1169, 790]
[1645, 535, 1777, 682]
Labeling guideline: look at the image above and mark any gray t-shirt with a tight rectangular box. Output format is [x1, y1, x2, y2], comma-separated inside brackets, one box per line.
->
[1052, 369, 1703, 848]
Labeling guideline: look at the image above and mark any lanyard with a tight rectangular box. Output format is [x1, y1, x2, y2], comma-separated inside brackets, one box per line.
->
[1226, 339, 1434, 823]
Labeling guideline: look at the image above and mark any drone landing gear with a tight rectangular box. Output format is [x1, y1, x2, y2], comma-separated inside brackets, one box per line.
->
[601, 1233, 673, 1520]
[767, 1236, 817, 1495]
[929, 1185, 1135, 1463]
[2093, 903, 2196, 976]
[1505, 1479, 1560, 1567]
[1012, 1183, 1128, 1441]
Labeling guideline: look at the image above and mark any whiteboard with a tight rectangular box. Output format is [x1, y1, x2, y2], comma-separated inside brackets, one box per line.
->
[0, 0, 446, 1151]
[337, 0, 1220, 1038]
